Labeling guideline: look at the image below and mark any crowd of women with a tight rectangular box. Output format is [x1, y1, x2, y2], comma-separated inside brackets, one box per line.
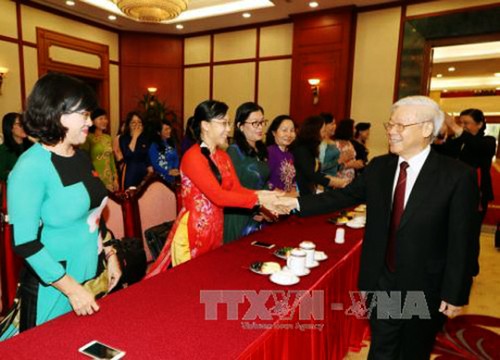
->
[0, 72, 496, 338]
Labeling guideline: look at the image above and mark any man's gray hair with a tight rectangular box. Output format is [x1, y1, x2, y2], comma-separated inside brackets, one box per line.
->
[392, 96, 444, 139]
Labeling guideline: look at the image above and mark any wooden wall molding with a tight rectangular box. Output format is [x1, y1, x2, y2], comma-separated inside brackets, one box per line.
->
[37, 28, 110, 112]
[290, 8, 356, 123]
[119, 33, 183, 123]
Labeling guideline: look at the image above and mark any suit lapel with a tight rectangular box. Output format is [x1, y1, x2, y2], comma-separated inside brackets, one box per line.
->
[380, 155, 399, 220]
[399, 150, 439, 229]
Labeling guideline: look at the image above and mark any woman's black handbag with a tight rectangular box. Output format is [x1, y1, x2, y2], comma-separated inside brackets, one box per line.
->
[144, 221, 174, 260]
[105, 237, 147, 286]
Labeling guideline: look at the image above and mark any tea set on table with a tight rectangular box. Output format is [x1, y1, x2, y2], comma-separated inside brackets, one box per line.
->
[250, 205, 367, 286]
[250, 241, 329, 286]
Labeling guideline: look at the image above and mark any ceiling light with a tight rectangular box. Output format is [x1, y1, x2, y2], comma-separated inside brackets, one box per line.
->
[66, 0, 75, 6]
[448, 66, 456, 72]
[242, 12, 251, 18]
[111, 0, 188, 22]
[495, 72, 500, 77]
[176, 24, 184, 30]
[108, 15, 117, 20]
[309, 2, 319, 8]
[436, 74, 443, 78]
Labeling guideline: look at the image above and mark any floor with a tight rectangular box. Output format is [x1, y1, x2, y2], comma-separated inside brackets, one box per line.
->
[345, 227, 499, 359]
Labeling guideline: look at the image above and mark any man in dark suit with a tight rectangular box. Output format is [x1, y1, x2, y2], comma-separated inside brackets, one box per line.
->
[276, 96, 479, 359]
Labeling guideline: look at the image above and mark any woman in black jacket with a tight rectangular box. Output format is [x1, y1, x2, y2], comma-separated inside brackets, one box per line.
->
[291, 116, 347, 195]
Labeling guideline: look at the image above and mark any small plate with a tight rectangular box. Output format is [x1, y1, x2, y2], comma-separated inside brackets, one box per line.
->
[314, 251, 328, 261]
[270, 271, 300, 286]
[306, 260, 320, 268]
[346, 220, 365, 229]
[249, 261, 281, 275]
[283, 266, 310, 277]
[274, 247, 293, 260]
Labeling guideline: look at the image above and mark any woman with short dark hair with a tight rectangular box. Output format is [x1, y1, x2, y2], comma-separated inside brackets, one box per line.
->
[0, 112, 31, 181]
[148, 119, 180, 184]
[291, 116, 347, 195]
[2, 73, 121, 338]
[119, 111, 153, 189]
[266, 114, 297, 193]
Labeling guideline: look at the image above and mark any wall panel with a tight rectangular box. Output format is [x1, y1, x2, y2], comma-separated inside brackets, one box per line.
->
[120, 33, 183, 122]
[20, 5, 119, 61]
[0, 1, 17, 38]
[23, 46, 38, 98]
[0, 42, 22, 118]
[214, 29, 256, 62]
[184, 67, 210, 122]
[350, 7, 401, 158]
[290, 9, 356, 123]
[109, 64, 120, 136]
[259, 60, 292, 122]
[213, 63, 255, 120]
[184, 35, 211, 65]
[260, 24, 293, 57]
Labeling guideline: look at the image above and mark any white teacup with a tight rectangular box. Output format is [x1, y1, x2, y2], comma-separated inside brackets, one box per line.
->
[286, 248, 307, 275]
[299, 241, 316, 267]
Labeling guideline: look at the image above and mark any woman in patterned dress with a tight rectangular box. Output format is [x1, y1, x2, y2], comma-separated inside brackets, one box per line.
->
[266, 115, 297, 194]
[81, 108, 119, 191]
[146, 100, 280, 274]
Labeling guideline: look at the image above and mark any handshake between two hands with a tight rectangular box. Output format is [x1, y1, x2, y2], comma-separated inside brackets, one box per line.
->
[255, 190, 300, 217]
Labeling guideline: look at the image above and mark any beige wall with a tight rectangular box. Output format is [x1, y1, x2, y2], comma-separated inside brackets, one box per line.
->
[183, 23, 293, 129]
[350, 7, 401, 158]
[0, 3, 120, 142]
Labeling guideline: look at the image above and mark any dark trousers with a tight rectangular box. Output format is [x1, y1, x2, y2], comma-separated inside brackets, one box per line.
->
[367, 267, 446, 360]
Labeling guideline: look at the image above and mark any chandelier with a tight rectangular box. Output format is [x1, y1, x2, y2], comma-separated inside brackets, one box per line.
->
[112, 0, 189, 23]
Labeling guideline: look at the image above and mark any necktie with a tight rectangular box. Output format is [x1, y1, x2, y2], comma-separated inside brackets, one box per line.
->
[385, 161, 409, 272]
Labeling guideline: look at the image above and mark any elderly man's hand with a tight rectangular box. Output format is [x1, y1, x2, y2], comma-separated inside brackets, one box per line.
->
[439, 301, 463, 318]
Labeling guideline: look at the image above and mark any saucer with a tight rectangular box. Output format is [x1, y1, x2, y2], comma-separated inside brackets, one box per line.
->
[306, 260, 320, 268]
[314, 251, 328, 261]
[270, 271, 300, 286]
[283, 266, 310, 277]
[346, 220, 365, 229]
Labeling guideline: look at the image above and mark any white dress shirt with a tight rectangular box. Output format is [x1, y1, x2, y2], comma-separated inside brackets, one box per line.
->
[392, 146, 431, 208]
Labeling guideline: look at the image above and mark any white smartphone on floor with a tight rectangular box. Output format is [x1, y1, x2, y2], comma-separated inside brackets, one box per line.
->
[78, 340, 126, 360]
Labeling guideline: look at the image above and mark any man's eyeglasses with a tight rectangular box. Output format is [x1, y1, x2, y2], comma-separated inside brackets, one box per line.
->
[245, 120, 268, 128]
[383, 120, 431, 133]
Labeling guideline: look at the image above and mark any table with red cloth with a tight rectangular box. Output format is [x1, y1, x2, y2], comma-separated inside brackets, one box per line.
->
[0, 213, 368, 359]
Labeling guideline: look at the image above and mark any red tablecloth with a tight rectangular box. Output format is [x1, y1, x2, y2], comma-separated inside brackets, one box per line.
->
[0, 213, 368, 359]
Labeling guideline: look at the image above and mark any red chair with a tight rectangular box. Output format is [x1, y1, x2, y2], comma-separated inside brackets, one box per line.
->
[0, 181, 22, 315]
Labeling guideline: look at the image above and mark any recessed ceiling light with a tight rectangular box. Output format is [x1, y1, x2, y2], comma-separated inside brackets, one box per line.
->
[66, 0, 75, 6]
[176, 24, 184, 30]
[309, 1, 319, 8]
[108, 15, 117, 21]
[436, 74, 443, 78]
[448, 66, 456, 72]
[242, 12, 251, 18]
